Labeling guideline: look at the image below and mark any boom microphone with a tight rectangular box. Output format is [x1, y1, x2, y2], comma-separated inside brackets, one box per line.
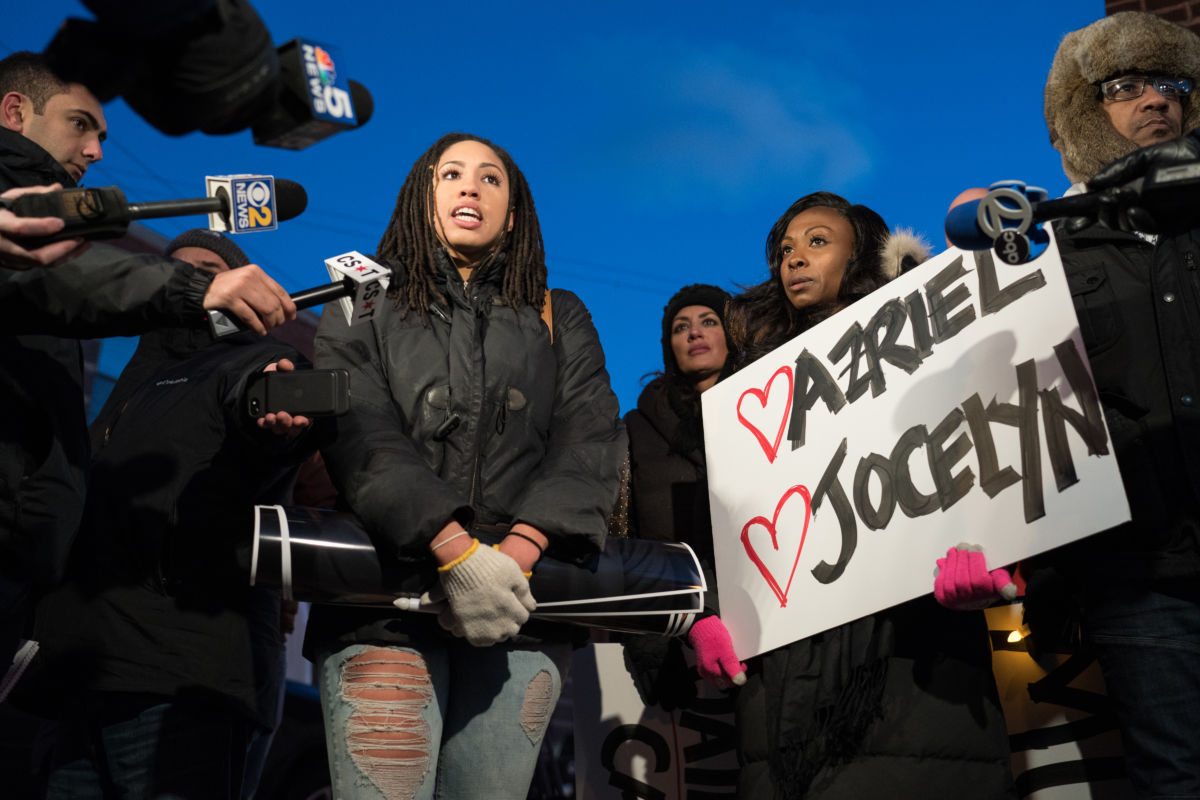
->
[2, 179, 308, 246]
[43, 3, 373, 148]
[251, 40, 375, 150]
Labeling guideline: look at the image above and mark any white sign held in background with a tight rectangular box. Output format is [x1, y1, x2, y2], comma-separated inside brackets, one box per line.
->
[703, 232, 1131, 659]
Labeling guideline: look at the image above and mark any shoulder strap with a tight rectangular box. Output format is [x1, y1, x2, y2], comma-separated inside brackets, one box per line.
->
[540, 289, 553, 344]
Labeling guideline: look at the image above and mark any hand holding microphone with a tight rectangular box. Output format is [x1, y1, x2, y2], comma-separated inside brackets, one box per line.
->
[208, 250, 391, 337]
[947, 133, 1200, 262]
[1088, 131, 1200, 193]
[0, 185, 88, 270]
[1, 176, 305, 334]
[1082, 131, 1200, 234]
[203, 264, 296, 336]
[0, 176, 308, 248]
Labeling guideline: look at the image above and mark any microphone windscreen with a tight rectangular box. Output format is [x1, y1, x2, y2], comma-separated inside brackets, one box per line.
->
[943, 200, 993, 250]
[348, 80, 374, 127]
[274, 179, 308, 221]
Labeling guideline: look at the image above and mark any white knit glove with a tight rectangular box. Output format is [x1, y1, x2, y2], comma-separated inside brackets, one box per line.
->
[434, 540, 535, 646]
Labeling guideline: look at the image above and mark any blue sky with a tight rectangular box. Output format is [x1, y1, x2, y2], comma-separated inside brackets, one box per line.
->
[8, 1, 1103, 413]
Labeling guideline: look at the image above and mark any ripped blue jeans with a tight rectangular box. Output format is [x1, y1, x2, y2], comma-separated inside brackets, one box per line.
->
[315, 638, 569, 800]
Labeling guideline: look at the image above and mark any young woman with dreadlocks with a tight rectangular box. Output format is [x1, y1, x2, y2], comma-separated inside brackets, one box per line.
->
[722, 192, 1016, 800]
[304, 133, 624, 799]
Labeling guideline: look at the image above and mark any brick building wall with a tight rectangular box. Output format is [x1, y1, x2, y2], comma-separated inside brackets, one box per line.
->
[1106, 0, 1200, 34]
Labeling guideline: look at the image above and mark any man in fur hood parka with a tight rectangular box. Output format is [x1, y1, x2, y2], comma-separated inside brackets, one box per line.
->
[1021, 12, 1200, 799]
[1045, 11, 1200, 184]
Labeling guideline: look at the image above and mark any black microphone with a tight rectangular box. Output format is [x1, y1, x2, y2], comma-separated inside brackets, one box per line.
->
[43, 5, 373, 149]
[206, 278, 354, 339]
[208, 250, 391, 337]
[2, 179, 308, 246]
[251, 40, 375, 150]
[945, 191, 1095, 251]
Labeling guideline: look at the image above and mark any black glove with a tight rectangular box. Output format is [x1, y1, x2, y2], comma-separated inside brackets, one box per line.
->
[1079, 133, 1200, 234]
[1087, 133, 1200, 192]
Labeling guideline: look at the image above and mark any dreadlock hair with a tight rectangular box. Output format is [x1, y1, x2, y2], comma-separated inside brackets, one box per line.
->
[0, 52, 69, 114]
[376, 132, 547, 320]
[728, 191, 890, 367]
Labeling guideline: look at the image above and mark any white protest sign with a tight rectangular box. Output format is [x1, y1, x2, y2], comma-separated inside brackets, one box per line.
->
[703, 233, 1131, 659]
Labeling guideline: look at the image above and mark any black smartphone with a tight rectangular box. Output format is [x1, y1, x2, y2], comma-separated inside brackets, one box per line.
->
[246, 368, 350, 418]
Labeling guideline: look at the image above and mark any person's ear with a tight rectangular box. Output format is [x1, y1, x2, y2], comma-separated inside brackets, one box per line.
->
[0, 92, 29, 132]
[508, 209, 515, 232]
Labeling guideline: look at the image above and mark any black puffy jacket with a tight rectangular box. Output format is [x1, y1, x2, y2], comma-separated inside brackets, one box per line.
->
[625, 376, 714, 562]
[305, 252, 625, 649]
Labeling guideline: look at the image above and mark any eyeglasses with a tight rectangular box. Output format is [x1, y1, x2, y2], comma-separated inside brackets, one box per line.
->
[1097, 74, 1193, 102]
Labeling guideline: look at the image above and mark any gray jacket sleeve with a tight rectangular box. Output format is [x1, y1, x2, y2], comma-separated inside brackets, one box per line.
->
[314, 303, 469, 558]
[510, 290, 626, 555]
[0, 243, 210, 336]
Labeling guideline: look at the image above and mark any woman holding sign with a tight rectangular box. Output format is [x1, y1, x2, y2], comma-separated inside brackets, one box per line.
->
[724, 192, 1016, 799]
[306, 133, 624, 799]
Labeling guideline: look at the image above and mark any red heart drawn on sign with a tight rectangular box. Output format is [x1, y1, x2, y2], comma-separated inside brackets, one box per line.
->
[740, 485, 812, 608]
[736, 365, 794, 463]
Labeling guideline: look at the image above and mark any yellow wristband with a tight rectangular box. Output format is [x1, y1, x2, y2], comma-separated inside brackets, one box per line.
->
[437, 538, 479, 572]
[490, 544, 533, 578]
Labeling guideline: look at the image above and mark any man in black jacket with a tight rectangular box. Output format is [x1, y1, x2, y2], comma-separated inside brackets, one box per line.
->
[1030, 13, 1200, 797]
[0, 51, 297, 679]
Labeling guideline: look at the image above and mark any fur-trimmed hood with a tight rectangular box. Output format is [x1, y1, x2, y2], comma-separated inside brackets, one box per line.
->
[1045, 12, 1200, 184]
[880, 228, 930, 279]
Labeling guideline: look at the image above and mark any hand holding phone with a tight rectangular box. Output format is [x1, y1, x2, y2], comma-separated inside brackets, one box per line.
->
[246, 366, 350, 419]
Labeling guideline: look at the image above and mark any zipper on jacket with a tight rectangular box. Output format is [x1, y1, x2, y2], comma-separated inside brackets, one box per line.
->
[466, 297, 488, 506]
[101, 400, 132, 447]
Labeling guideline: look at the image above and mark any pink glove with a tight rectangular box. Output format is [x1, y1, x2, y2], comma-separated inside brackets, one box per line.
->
[934, 543, 1018, 610]
[687, 615, 747, 689]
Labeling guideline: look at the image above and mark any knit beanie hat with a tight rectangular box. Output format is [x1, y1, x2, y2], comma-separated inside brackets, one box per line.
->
[166, 228, 252, 269]
[661, 283, 734, 375]
[1045, 12, 1200, 184]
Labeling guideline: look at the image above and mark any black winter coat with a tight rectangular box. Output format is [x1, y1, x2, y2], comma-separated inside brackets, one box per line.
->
[0, 130, 212, 655]
[26, 328, 307, 723]
[621, 375, 716, 710]
[625, 376, 714, 564]
[736, 598, 1014, 800]
[1023, 221, 1200, 651]
[1040, 221, 1200, 581]
[305, 253, 625, 650]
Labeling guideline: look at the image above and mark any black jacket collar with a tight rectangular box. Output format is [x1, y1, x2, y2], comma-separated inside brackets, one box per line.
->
[0, 127, 76, 191]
